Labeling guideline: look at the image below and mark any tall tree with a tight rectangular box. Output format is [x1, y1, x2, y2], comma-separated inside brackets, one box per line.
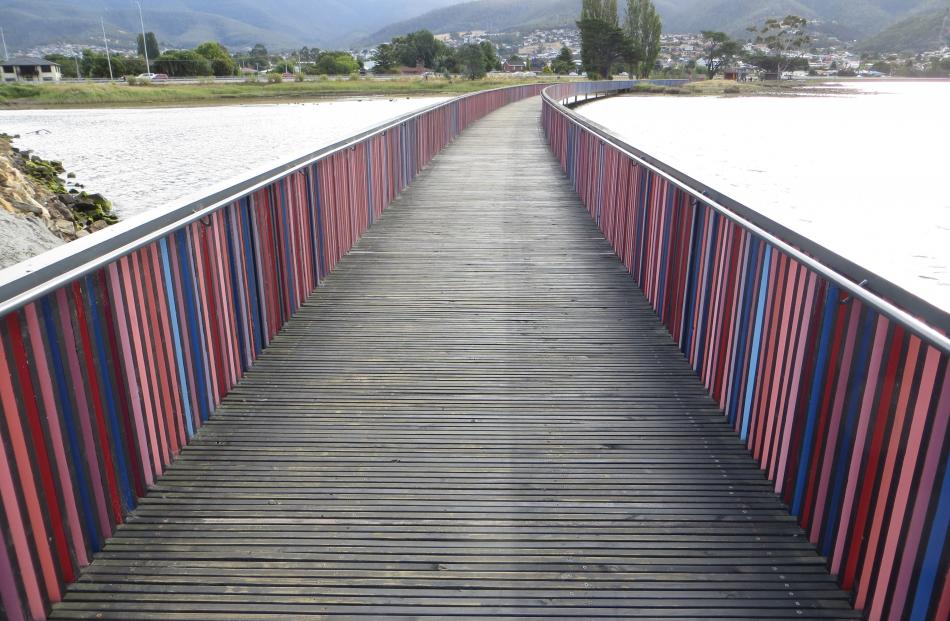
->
[194, 41, 236, 76]
[581, 0, 617, 23]
[625, 0, 662, 78]
[479, 41, 501, 72]
[249, 43, 270, 67]
[552, 46, 575, 75]
[154, 50, 212, 77]
[578, 0, 636, 79]
[700, 31, 742, 79]
[371, 43, 399, 74]
[458, 43, 487, 79]
[747, 15, 810, 77]
[136, 32, 160, 61]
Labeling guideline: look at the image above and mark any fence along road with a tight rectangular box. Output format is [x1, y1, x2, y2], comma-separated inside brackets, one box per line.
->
[44, 97, 858, 619]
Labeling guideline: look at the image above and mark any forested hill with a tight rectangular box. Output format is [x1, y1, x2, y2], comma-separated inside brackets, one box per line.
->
[858, 7, 950, 52]
[3, 0, 946, 53]
[0, 0, 458, 51]
[366, 0, 947, 47]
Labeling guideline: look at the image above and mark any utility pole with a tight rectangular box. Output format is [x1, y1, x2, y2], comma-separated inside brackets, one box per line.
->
[135, 1, 151, 74]
[100, 18, 114, 81]
[75, 53, 81, 79]
[0, 27, 8, 60]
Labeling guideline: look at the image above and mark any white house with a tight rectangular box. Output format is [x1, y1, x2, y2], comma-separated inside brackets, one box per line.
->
[1, 56, 62, 82]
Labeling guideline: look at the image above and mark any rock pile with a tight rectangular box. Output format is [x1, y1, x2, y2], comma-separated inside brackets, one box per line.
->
[0, 133, 118, 269]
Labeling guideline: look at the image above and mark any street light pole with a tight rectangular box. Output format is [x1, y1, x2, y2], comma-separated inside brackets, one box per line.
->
[135, 1, 150, 74]
[100, 18, 114, 81]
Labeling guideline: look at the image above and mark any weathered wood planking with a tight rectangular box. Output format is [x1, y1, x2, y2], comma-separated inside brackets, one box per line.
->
[50, 98, 858, 620]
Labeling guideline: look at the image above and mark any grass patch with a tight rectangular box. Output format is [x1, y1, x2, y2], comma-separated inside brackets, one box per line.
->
[0, 77, 565, 109]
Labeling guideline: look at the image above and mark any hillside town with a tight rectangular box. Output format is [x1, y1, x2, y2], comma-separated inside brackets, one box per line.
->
[8, 23, 950, 84]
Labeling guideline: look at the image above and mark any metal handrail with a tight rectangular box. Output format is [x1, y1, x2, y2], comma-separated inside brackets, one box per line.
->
[0, 82, 545, 317]
[541, 83, 950, 354]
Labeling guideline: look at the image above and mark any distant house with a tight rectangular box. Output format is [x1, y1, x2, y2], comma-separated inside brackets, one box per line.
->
[723, 66, 758, 82]
[502, 59, 527, 73]
[399, 62, 427, 76]
[1, 56, 62, 83]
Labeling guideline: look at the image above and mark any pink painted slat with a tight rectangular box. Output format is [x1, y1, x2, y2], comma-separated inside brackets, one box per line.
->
[0, 338, 46, 620]
[830, 314, 888, 573]
[54, 288, 111, 541]
[810, 299, 862, 542]
[855, 335, 920, 609]
[869, 346, 942, 620]
[107, 262, 153, 487]
[23, 304, 88, 566]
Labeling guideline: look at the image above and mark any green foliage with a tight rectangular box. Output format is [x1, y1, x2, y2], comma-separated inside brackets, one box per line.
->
[44, 54, 78, 78]
[394, 30, 443, 69]
[577, 1, 638, 79]
[480, 41, 502, 72]
[47, 52, 145, 79]
[581, 0, 618, 23]
[293, 46, 321, 62]
[458, 44, 487, 79]
[313, 51, 360, 75]
[0, 77, 559, 109]
[747, 15, 810, 76]
[371, 43, 400, 74]
[700, 31, 742, 79]
[136, 32, 161, 61]
[372, 29, 489, 75]
[552, 46, 575, 75]
[154, 50, 213, 77]
[266, 72, 283, 83]
[194, 41, 236, 76]
[744, 54, 808, 74]
[246, 44, 270, 68]
[625, 0, 662, 78]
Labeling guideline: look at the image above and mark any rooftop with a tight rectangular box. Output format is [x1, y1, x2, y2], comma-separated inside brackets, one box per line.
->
[2, 56, 60, 67]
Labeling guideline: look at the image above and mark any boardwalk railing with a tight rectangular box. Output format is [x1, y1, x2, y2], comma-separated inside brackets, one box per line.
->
[0, 83, 546, 621]
[541, 80, 950, 621]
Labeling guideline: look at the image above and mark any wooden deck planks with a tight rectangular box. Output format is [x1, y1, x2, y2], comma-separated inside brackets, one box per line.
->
[50, 98, 858, 620]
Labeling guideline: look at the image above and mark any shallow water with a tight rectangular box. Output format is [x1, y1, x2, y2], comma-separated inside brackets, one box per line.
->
[0, 97, 449, 217]
[579, 81, 950, 313]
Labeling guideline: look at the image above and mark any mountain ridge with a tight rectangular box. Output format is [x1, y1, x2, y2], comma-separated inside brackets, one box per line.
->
[367, 0, 946, 46]
[0, 0, 459, 52]
[2, 0, 945, 53]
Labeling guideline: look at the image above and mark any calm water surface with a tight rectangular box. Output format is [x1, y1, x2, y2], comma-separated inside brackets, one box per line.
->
[579, 81, 950, 313]
[0, 97, 448, 217]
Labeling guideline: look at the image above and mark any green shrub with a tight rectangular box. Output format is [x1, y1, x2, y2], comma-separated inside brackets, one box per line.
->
[266, 72, 283, 83]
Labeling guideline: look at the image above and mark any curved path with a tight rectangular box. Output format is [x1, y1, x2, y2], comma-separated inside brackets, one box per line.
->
[50, 98, 858, 620]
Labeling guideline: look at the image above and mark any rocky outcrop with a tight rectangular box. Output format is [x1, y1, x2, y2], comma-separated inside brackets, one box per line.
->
[0, 134, 117, 269]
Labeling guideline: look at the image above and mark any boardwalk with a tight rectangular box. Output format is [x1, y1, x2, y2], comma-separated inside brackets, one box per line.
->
[50, 98, 857, 620]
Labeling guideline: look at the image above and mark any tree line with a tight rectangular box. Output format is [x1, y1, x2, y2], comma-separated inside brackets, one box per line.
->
[700, 15, 811, 79]
[45, 36, 366, 79]
[371, 30, 502, 79]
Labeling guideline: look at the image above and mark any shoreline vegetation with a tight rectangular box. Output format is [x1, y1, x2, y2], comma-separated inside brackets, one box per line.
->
[1, 75, 919, 110]
[0, 77, 563, 109]
[0, 134, 116, 268]
[617, 78, 875, 97]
